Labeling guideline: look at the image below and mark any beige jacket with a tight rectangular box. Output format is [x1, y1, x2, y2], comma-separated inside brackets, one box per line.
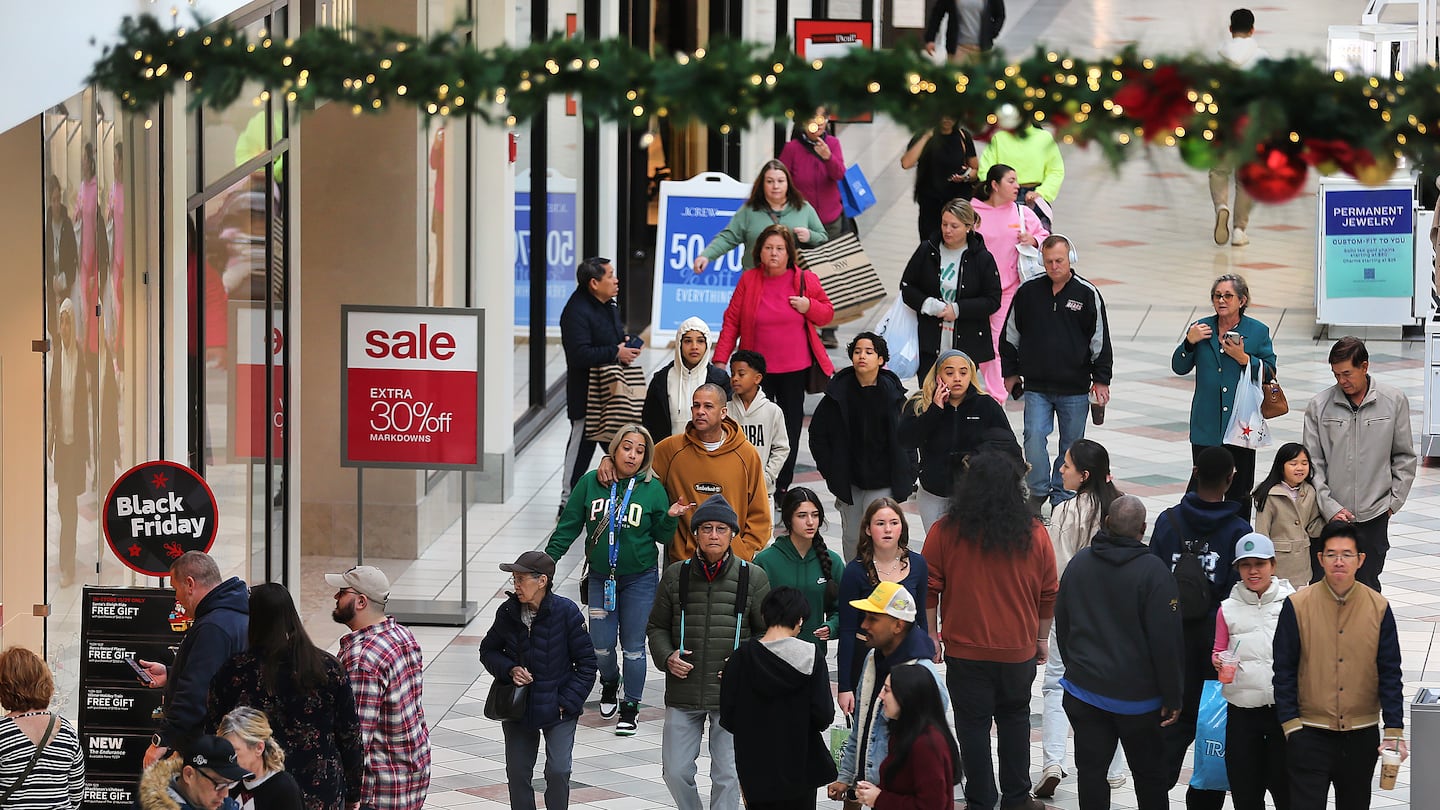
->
[1302, 379, 1417, 522]
[1253, 483, 1325, 586]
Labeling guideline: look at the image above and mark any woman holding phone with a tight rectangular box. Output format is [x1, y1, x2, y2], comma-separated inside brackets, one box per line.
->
[1171, 273, 1276, 520]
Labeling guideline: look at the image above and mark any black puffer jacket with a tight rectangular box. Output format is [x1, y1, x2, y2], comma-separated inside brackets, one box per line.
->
[899, 229, 1002, 363]
[157, 576, 249, 750]
[808, 367, 918, 504]
[479, 591, 598, 729]
[898, 388, 1016, 497]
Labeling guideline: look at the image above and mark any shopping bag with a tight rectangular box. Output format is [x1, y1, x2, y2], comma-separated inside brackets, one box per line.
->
[1014, 203, 1045, 282]
[1222, 361, 1273, 450]
[828, 715, 851, 768]
[875, 297, 920, 380]
[584, 363, 645, 443]
[838, 164, 877, 218]
[797, 233, 886, 325]
[1190, 680, 1230, 791]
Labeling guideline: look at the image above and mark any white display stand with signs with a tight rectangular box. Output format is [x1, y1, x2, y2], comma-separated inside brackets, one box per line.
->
[341, 305, 484, 625]
[1314, 174, 1419, 328]
[649, 172, 750, 347]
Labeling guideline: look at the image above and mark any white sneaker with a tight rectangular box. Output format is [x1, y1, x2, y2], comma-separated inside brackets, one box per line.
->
[1107, 774, 1127, 789]
[1036, 764, 1064, 798]
[1231, 228, 1250, 246]
[1213, 206, 1231, 245]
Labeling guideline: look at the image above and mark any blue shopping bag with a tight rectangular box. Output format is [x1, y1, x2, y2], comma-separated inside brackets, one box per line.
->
[838, 164, 876, 218]
[1190, 680, 1230, 791]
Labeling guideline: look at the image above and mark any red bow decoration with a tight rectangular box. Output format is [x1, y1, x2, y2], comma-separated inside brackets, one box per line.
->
[1111, 66, 1195, 140]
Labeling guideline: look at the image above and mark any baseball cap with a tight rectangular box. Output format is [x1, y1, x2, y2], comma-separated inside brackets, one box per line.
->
[1234, 532, 1276, 562]
[324, 565, 391, 603]
[848, 581, 917, 623]
[499, 550, 556, 578]
[182, 735, 253, 782]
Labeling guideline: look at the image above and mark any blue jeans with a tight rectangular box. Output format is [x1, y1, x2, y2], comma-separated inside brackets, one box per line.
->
[1022, 391, 1089, 503]
[587, 567, 659, 703]
[502, 716, 577, 810]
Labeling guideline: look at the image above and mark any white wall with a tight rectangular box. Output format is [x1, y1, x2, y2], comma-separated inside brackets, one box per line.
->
[0, 0, 252, 136]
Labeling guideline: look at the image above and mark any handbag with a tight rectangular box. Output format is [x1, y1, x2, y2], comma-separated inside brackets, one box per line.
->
[797, 233, 886, 325]
[797, 271, 831, 394]
[483, 679, 530, 722]
[584, 363, 646, 443]
[1014, 204, 1045, 282]
[0, 713, 57, 804]
[1260, 372, 1289, 419]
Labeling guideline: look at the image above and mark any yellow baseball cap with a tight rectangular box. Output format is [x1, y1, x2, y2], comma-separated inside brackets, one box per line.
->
[848, 581, 917, 622]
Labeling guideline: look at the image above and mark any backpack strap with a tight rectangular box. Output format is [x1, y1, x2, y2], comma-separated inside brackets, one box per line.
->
[733, 560, 750, 650]
[1165, 507, 1193, 556]
[678, 559, 692, 653]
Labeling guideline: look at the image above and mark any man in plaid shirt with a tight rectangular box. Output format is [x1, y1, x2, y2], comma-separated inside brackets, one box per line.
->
[329, 565, 433, 809]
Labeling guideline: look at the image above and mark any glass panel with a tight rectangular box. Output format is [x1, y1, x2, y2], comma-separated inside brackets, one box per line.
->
[200, 18, 274, 188]
[544, 0, 583, 405]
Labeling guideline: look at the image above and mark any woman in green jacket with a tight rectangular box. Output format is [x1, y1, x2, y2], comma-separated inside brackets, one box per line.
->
[754, 487, 845, 653]
[693, 159, 828, 275]
[546, 424, 691, 735]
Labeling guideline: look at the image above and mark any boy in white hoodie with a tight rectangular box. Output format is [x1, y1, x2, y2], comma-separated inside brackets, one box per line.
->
[727, 350, 790, 498]
[641, 315, 731, 440]
[1210, 9, 1268, 248]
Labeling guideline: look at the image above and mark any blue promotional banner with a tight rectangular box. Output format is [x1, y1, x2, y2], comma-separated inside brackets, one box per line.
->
[652, 184, 749, 338]
[1323, 188, 1414, 299]
[515, 190, 577, 329]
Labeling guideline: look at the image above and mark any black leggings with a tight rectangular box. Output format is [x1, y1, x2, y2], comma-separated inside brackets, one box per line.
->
[761, 370, 808, 493]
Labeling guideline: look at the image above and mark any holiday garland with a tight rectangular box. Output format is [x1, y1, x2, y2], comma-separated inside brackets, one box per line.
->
[91, 14, 1440, 202]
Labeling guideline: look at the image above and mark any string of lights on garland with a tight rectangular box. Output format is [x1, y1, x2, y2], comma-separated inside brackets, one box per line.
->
[91, 13, 1440, 204]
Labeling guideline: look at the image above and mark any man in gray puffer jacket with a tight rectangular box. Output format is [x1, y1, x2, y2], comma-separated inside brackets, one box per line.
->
[647, 494, 770, 810]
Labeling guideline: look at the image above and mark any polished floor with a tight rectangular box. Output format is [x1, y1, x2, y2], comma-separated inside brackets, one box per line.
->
[323, 1, 1433, 807]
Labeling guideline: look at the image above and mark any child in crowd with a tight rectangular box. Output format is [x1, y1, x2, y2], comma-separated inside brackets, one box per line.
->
[727, 349, 789, 499]
[1212, 533, 1294, 810]
[1251, 442, 1324, 586]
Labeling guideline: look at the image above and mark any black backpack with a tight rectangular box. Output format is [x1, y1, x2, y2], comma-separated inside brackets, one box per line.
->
[1164, 508, 1213, 622]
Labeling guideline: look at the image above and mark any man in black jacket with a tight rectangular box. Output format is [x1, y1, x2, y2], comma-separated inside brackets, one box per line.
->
[1000, 236, 1112, 513]
[1056, 495, 1183, 810]
[139, 551, 250, 767]
[558, 257, 640, 510]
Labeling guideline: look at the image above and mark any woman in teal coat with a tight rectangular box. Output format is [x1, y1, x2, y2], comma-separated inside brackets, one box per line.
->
[1172, 273, 1277, 520]
[753, 488, 845, 654]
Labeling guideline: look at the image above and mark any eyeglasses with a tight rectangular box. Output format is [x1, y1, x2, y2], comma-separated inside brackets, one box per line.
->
[336, 588, 363, 599]
[199, 770, 239, 793]
[509, 573, 544, 586]
[1211, 292, 1238, 301]
[1323, 551, 1360, 561]
[695, 524, 733, 536]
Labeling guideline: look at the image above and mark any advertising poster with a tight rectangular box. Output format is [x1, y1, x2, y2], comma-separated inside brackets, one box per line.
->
[1323, 188, 1414, 299]
[79, 586, 189, 810]
[102, 461, 218, 577]
[794, 19, 875, 123]
[229, 304, 284, 461]
[514, 169, 577, 333]
[341, 306, 484, 469]
[650, 173, 750, 345]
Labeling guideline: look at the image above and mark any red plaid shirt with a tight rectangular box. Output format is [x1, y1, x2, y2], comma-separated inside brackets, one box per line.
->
[340, 616, 432, 809]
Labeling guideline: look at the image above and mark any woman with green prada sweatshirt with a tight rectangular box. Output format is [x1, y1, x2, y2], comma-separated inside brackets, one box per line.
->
[546, 424, 692, 736]
[754, 488, 846, 652]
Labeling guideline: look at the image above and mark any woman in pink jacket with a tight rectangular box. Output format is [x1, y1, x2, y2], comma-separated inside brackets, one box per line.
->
[970, 163, 1048, 402]
[779, 107, 847, 239]
[715, 224, 835, 498]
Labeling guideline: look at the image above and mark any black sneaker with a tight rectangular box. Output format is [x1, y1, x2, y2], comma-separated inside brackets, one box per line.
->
[616, 700, 639, 736]
[599, 680, 619, 718]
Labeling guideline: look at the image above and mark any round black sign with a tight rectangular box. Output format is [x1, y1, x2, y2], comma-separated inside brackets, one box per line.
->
[102, 461, 219, 577]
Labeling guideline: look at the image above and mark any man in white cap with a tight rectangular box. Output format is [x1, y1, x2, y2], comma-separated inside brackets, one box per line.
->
[828, 582, 947, 805]
[328, 566, 432, 810]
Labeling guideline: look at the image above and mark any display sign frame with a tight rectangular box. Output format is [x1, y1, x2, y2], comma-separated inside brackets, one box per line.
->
[1315, 174, 1419, 327]
[649, 172, 751, 347]
[794, 18, 876, 123]
[101, 461, 218, 577]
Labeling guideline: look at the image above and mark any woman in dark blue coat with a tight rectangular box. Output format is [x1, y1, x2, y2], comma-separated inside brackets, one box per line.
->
[1172, 272, 1277, 521]
[479, 551, 598, 810]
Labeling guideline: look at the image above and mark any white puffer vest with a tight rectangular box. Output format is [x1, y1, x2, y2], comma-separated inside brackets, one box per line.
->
[1220, 577, 1295, 708]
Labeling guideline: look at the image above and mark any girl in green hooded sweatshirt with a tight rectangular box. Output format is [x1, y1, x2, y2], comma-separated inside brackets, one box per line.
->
[754, 487, 846, 654]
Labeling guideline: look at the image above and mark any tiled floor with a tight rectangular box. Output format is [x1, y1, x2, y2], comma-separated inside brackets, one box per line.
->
[315, 1, 1435, 807]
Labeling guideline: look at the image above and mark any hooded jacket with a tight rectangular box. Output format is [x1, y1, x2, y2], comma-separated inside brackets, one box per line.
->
[1055, 530, 1184, 709]
[478, 591, 598, 730]
[779, 134, 847, 225]
[729, 388, 789, 493]
[753, 535, 845, 647]
[899, 229, 1003, 364]
[1150, 493, 1250, 610]
[558, 286, 625, 420]
[158, 576, 250, 750]
[546, 470, 678, 576]
[642, 316, 732, 440]
[808, 367, 918, 504]
[718, 635, 838, 800]
[647, 554, 771, 711]
[897, 388, 1013, 497]
[139, 758, 241, 810]
[652, 417, 771, 562]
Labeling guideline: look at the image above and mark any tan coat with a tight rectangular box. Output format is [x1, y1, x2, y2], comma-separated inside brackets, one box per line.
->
[1253, 484, 1325, 586]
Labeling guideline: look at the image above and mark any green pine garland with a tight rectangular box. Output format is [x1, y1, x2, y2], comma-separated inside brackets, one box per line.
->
[90, 14, 1440, 177]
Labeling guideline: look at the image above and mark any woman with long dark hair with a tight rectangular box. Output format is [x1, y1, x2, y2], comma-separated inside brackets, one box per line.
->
[899, 115, 979, 240]
[694, 159, 828, 274]
[924, 451, 1057, 810]
[1036, 439, 1126, 798]
[754, 488, 846, 655]
[1251, 442, 1324, 586]
[206, 584, 363, 810]
[852, 664, 960, 809]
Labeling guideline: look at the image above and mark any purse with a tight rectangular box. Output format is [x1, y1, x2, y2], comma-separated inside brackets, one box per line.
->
[1014, 203, 1045, 282]
[483, 679, 530, 722]
[1260, 373, 1289, 419]
[797, 271, 831, 394]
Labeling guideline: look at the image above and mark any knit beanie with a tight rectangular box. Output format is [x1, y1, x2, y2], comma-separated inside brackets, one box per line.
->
[690, 493, 740, 534]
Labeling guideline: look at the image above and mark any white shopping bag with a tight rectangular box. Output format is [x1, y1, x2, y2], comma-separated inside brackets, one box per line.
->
[1222, 362, 1273, 449]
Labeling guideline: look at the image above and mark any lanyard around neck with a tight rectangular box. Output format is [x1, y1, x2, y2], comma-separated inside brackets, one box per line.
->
[607, 477, 637, 576]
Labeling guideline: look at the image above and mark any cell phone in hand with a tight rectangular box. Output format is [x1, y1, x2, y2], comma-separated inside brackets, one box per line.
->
[1223, 330, 1242, 344]
[844, 788, 858, 801]
[126, 656, 153, 684]
[625, 335, 644, 350]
